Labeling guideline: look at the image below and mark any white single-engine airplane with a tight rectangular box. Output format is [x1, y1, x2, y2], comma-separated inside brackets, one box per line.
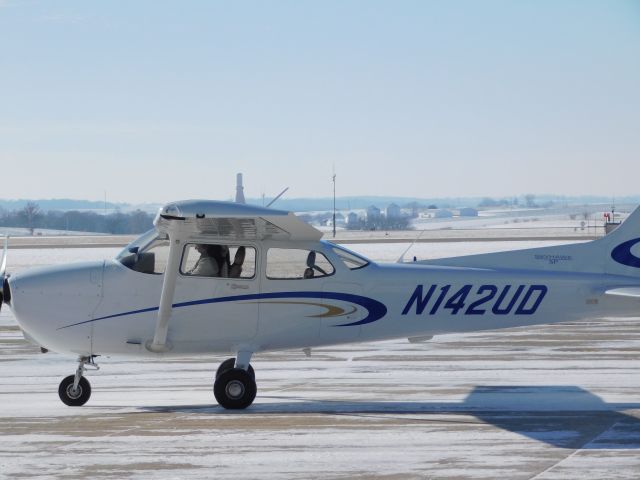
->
[1, 200, 640, 409]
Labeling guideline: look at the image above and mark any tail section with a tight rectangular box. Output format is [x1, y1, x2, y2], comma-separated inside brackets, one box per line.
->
[601, 206, 640, 277]
[419, 205, 640, 278]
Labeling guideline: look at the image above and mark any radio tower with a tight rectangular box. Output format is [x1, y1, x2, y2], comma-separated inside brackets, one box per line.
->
[235, 173, 246, 204]
[332, 167, 336, 238]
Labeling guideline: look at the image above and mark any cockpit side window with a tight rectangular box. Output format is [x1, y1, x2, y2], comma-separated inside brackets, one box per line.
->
[266, 248, 334, 279]
[181, 244, 256, 279]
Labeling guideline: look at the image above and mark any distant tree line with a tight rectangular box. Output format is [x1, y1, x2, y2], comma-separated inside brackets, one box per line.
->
[0, 202, 154, 235]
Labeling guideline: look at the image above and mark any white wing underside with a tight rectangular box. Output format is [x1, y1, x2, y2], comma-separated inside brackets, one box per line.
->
[154, 200, 322, 241]
[605, 287, 640, 299]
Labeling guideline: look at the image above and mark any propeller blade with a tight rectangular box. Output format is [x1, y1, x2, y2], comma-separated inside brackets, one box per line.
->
[0, 236, 8, 278]
[0, 236, 8, 311]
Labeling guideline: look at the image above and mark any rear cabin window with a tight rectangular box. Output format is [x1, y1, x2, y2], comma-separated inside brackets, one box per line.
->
[181, 244, 256, 279]
[266, 248, 334, 279]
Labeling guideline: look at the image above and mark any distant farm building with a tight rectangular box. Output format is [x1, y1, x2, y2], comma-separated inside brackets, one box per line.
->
[434, 209, 453, 219]
[458, 207, 478, 217]
[346, 212, 359, 225]
[324, 212, 345, 227]
[366, 205, 381, 221]
[386, 203, 401, 219]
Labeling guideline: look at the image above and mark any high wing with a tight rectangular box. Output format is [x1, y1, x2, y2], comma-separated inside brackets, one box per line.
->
[146, 200, 323, 352]
[154, 199, 321, 241]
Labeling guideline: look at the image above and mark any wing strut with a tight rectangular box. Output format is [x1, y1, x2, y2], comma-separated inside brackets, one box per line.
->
[146, 234, 184, 352]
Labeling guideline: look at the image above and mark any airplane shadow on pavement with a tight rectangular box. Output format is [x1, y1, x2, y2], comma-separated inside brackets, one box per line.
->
[140, 385, 640, 449]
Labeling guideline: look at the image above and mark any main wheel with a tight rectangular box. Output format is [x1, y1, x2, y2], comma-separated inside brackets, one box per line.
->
[216, 358, 255, 380]
[58, 375, 91, 406]
[214, 368, 257, 410]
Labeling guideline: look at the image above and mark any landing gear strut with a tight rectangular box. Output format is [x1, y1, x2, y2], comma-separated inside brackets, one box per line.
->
[216, 357, 255, 380]
[214, 353, 256, 410]
[58, 356, 98, 406]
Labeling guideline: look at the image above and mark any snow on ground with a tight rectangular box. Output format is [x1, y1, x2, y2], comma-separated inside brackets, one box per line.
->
[0, 227, 104, 236]
[1, 243, 639, 479]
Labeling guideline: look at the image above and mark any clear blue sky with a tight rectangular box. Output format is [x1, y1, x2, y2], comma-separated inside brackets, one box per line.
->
[1, 0, 639, 204]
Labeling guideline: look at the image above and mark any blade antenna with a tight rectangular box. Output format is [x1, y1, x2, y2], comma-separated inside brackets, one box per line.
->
[397, 229, 424, 263]
[266, 187, 289, 208]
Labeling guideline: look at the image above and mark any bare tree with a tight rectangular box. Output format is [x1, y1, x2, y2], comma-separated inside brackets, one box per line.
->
[524, 194, 536, 208]
[128, 209, 153, 233]
[19, 202, 42, 235]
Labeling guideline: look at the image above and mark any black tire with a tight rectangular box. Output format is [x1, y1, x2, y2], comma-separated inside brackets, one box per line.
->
[58, 375, 91, 406]
[216, 358, 255, 380]
[216, 358, 236, 379]
[214, 368, 257, 410]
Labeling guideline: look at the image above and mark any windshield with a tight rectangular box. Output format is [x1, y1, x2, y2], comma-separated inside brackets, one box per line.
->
[330, 244, 370, 270]
[116, 229, 159, 261]
[116, 229, 170, 274]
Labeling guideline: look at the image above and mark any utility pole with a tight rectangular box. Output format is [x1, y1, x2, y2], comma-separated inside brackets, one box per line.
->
[332, 167, 336, 238]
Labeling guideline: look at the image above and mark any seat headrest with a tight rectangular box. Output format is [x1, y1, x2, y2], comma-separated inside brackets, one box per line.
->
[306, 251, 316, 268]
[233, 246, 246, 265]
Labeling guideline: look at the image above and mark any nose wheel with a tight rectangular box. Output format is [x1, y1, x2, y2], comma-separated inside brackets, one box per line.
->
[214, 354, 256, 409]
[58, 356, 98, 406]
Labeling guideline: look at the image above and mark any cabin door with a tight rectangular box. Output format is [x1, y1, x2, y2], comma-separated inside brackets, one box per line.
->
[173, 243, 259, 344]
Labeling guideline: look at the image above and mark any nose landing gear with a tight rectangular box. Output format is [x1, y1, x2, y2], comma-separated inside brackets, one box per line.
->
[58, 356, 99, 406]
[214, 352, 256, 410]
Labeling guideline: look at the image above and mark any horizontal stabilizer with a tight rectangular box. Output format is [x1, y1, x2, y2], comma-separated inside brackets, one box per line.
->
[605, 287, 640, 299]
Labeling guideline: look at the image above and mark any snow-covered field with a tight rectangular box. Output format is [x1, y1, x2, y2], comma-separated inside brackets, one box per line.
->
[1, 243, 639, 479]
[0, 227, 104, 236]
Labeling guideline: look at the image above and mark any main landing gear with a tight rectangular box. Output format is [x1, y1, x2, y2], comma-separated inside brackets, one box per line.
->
[214, 352, 256, 410]
[58, 356, 98, 406]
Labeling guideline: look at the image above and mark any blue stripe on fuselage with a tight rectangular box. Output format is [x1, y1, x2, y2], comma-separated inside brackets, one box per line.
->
[57, 291, 387, 330]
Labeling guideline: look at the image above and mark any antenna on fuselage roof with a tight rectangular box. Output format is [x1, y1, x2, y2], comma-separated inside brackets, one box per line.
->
[396, 228, 425, 263]
[266, 187, 289, 208]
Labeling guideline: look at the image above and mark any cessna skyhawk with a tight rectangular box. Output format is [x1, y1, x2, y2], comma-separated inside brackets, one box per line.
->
[1, 200, 639, 409]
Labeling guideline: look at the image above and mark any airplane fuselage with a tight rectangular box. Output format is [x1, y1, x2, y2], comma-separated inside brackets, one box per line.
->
[9, 240, 639, 358]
